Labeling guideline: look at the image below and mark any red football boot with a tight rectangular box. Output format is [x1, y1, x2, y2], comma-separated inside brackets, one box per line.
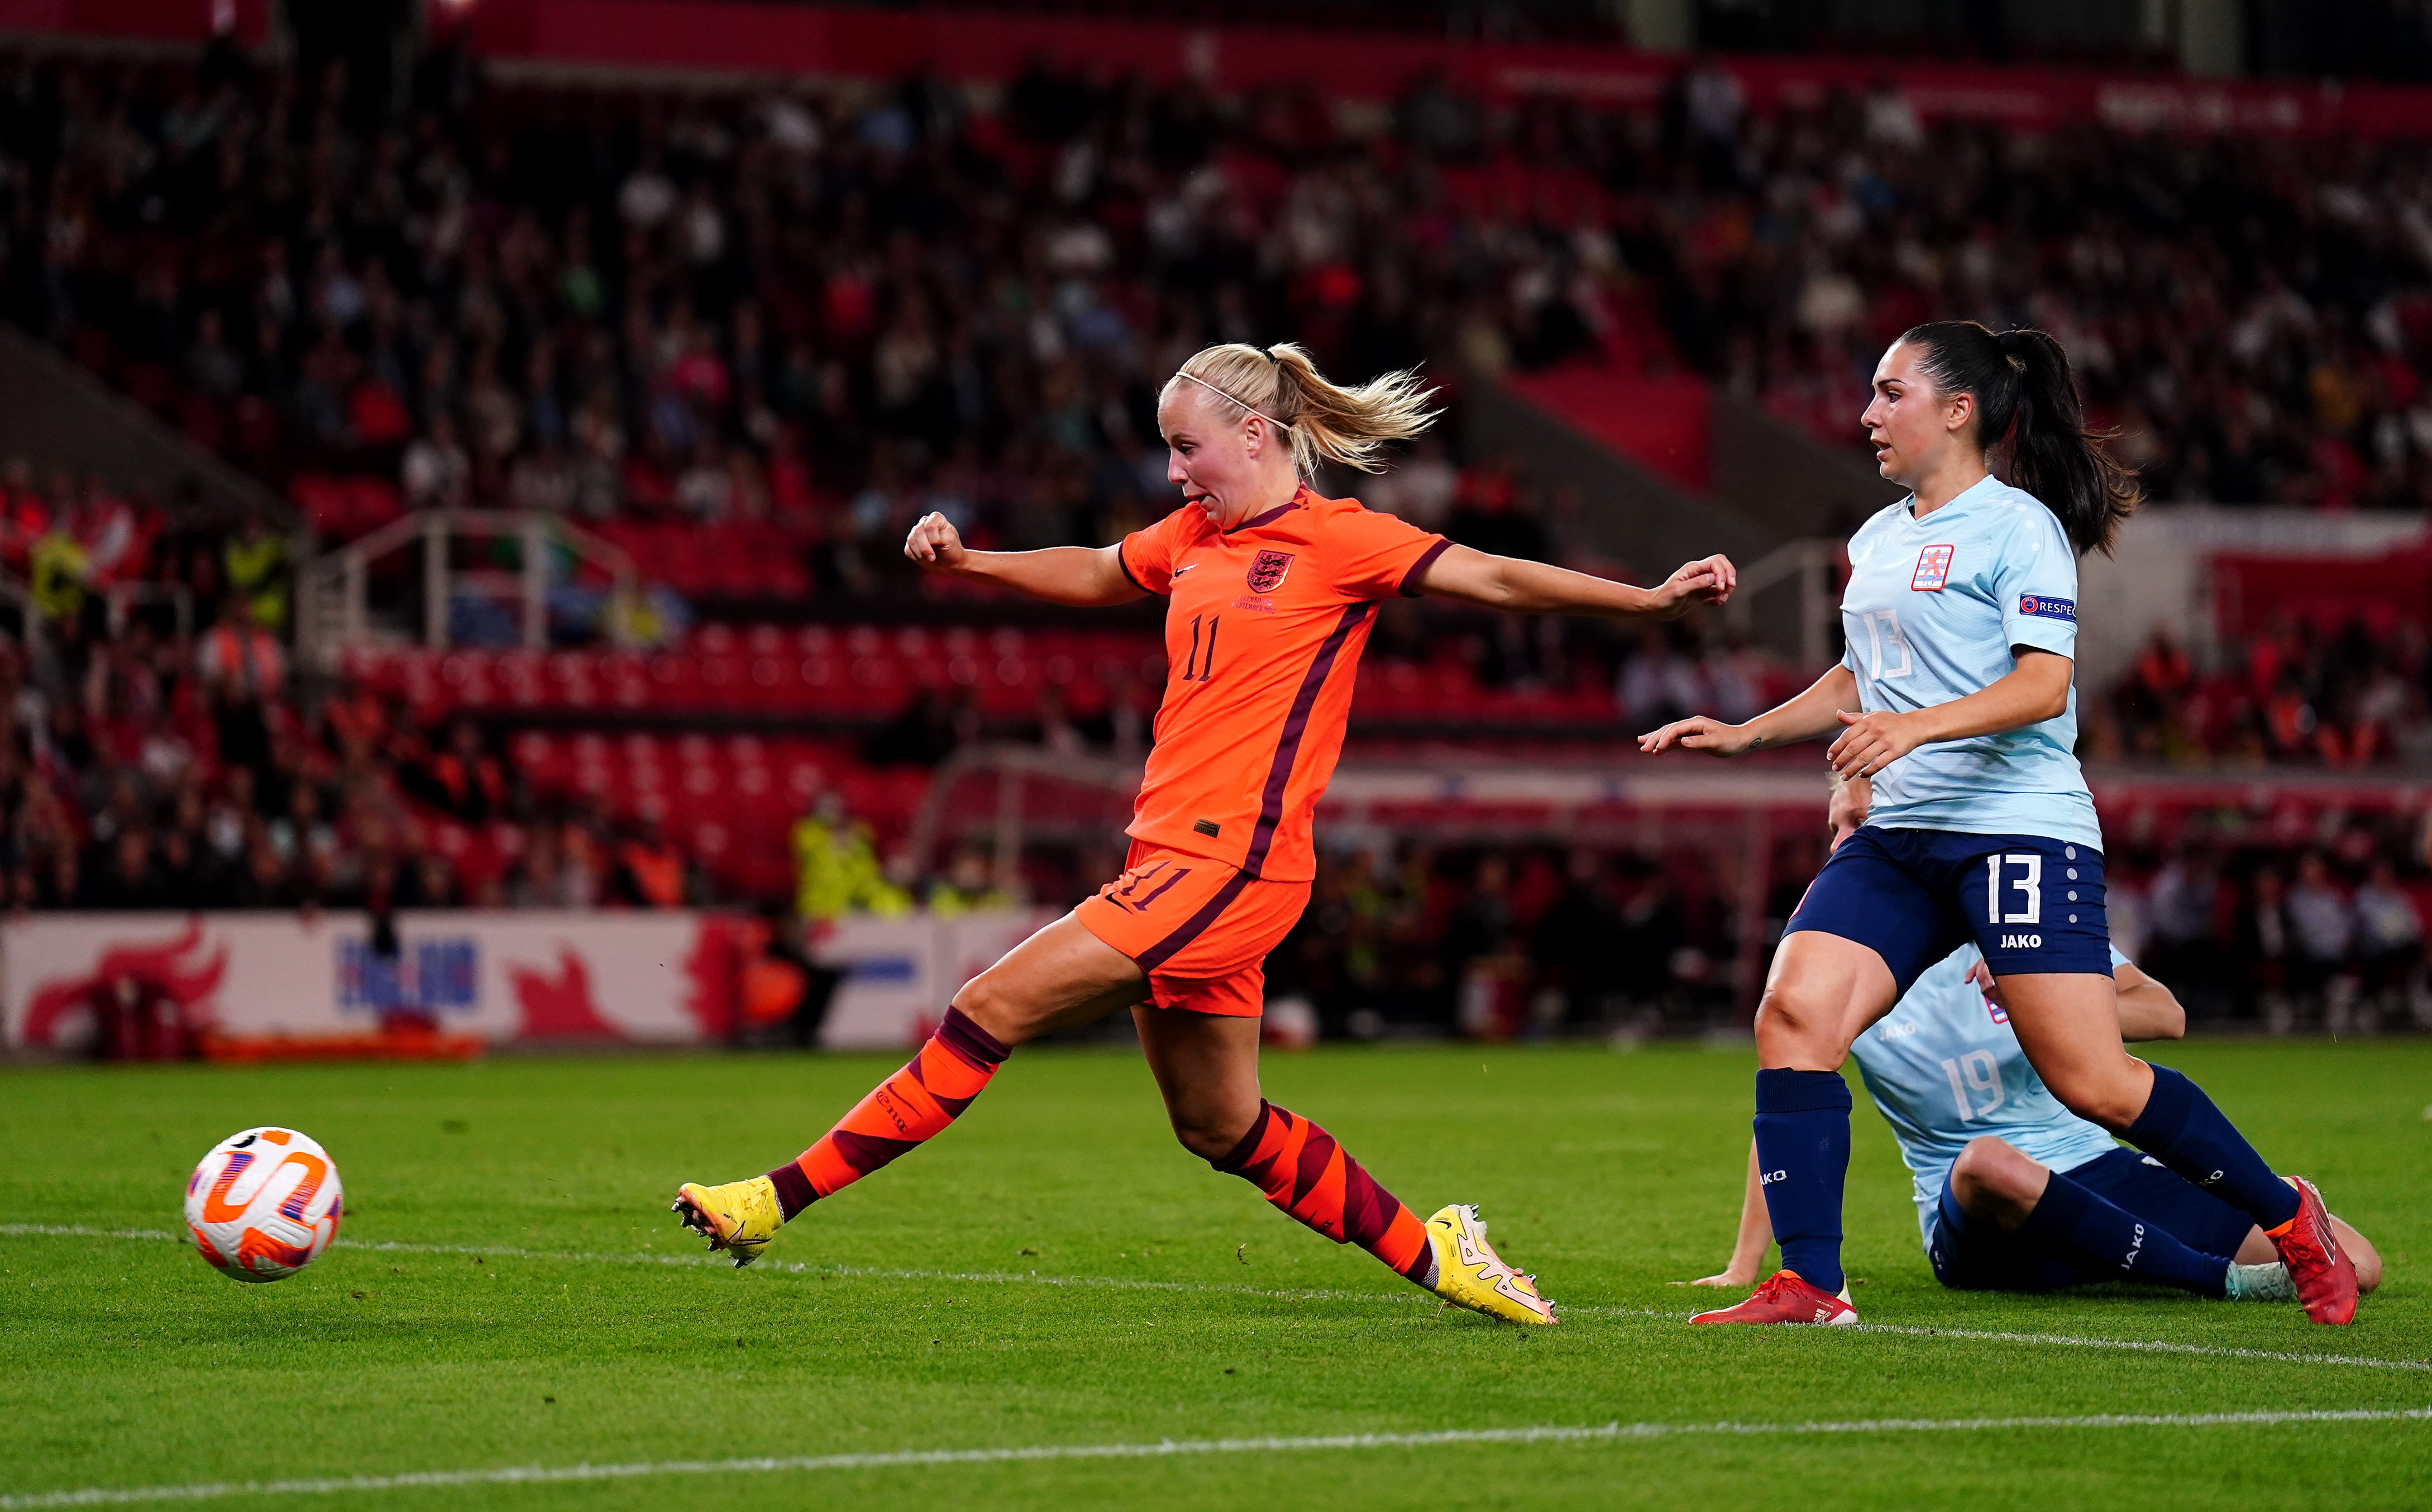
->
[1688, 1269, 1857, 1326]
[2269, 1177, 2358, 1326]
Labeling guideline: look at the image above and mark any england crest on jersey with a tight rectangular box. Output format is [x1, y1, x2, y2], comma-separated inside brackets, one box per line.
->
[1247, 549, 1295, 594]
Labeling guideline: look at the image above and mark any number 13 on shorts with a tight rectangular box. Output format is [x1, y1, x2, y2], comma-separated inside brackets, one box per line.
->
[1986, 853, 2041, 924]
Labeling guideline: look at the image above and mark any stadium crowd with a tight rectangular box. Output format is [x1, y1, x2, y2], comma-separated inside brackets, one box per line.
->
[0, 463, 2417, 1037]
[2128, 830, 2431, 1033]
[1266, 825, 2432, 1038]
[9, 35, 2432, 606]
[0, 607, 707, 916]
[1658, 69, 2432, 513]
[1269, 839, 1763, 1038]
[2097, 617, 2432, 768]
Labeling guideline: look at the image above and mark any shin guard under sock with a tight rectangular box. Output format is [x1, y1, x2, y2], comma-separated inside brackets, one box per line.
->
[766, 1007, 1008, 1218]
[2122, 1065, 2300, 1231]
[2018, 1166, 2230, 1297]
[1753, 1068, 1852, 1295]
[1213, 1100, 1436, 1288]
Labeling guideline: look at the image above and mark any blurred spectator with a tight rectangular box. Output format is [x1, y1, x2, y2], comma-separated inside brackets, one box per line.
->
[1618, 626, 1704, 729]
[2354, 856, 2426, 1022]
[221, 510, 292, 634]
[196, 596, 284, 701]
[401, 415, 472, 511]
[790, 793, 910, 921]
[1532, 848, 1624, 1025]
[2287, 851, 2359, 1022]
[926, 846, 1012, 916]
[413, 718, 510, 825]
[611, 809, 692, 908]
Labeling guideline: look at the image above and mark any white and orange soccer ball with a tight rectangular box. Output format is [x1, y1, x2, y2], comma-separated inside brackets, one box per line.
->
[182, 1127, 344, 1283]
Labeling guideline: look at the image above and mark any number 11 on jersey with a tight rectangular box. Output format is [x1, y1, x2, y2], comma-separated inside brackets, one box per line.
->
[1181, 615, 1220, 682]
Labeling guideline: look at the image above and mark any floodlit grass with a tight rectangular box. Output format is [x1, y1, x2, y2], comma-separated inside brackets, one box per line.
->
[2, 1039, 2427, 1508]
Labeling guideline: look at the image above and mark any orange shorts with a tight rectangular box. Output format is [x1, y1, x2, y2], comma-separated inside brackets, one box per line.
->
[1073, 842, 1311, 1017]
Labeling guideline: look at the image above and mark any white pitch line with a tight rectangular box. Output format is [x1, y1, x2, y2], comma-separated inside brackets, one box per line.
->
[1845, 1320, 2432, 1374]
[7, 1222, 2427, 1376]
[4, 1408, 2428, 1509]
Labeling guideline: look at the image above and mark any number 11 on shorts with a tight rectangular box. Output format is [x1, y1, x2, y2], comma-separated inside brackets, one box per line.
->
[1986, 854, 2042, 924]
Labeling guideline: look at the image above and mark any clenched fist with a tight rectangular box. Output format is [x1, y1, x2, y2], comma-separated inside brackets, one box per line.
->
[903, 511, 968, 572]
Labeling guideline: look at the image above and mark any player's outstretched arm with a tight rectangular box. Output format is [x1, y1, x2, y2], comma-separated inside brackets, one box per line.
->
[903, 512, 1147, 608]
[1639, 664, 1860, 758]
[1414, 544, 1734, 620]
[1677, 1137, 1770, 1288]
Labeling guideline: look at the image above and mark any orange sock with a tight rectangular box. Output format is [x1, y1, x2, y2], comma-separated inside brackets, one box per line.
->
[1212, 1100, 1434, 1286]
[765, 1008, 1008, 1217]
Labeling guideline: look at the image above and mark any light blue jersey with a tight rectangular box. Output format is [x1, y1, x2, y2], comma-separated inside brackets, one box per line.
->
[1839, 475, 2101, 849]
[1850, 944, 2130, 1248]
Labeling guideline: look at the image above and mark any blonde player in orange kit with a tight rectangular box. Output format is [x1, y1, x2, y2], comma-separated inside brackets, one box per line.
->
[674, 342, 1735, 1324]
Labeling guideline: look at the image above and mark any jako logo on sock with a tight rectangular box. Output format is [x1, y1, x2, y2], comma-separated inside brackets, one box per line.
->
[2123, 1222, 2145, 1270]
[1759, 1170, 1787, 1186]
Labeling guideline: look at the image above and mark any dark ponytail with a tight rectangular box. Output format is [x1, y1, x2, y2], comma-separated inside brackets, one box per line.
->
[1897, 320, 2141, 557]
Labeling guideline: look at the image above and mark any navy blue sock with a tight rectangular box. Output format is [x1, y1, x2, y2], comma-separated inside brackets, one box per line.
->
[1753, 1068, 1851, 1295]
[2017, 1167, 2230, 1298]
[2123, 1066, 2299, 1231]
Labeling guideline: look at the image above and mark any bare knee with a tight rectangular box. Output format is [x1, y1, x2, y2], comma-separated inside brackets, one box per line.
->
[2040, 1064, 2150, 1133]
[2243, 1219, 2382, 1294]
[2337, 1219, 2384, 1294]
[1753, 989, 1850, 1070]
[947, 971, 1026, 1045]
[1172, 1100, 1258, 1165]
[1949, 1137, 2046, 1221]
[2050, 1087, 2148, 1134]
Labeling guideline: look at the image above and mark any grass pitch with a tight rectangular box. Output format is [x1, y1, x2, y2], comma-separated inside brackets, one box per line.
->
[2, 1038, 2428, 1509]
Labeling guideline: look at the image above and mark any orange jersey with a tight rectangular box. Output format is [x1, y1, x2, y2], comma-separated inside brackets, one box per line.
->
[1117, 486, 1447, 882]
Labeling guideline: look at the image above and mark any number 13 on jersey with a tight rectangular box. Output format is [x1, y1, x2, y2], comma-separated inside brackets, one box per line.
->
[1859, 607, 1911, 681]
[1986, 854, 2041, 923]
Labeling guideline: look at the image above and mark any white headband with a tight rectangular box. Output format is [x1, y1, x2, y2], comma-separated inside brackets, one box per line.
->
[1176, 370, 1289, 428]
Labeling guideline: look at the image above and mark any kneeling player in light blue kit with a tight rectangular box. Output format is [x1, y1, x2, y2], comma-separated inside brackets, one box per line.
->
[1690, 941, 2383, 1300]
[1643, 321, 2360, 1326]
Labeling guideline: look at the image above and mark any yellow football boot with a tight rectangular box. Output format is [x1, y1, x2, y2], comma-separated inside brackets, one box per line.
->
[1424, 1203, 1557, 1325]
[672, 1176, 784, 1268]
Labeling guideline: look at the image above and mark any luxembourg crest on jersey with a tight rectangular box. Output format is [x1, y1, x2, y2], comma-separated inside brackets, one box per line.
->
[1247, 549, 1295, 594]
[1911, 544, 1955, 591]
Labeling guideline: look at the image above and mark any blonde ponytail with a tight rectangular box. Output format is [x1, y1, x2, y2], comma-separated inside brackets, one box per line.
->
[1166, 342, 1438, 477]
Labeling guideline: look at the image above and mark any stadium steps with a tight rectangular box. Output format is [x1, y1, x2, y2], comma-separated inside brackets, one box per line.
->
[0, 321, 293, 527]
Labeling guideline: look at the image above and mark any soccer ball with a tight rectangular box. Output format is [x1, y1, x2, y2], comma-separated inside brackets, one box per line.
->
[183, 1127, 344, 1283]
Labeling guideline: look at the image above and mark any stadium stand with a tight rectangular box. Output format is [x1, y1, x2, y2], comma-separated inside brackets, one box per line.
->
[17, 44, 2432, 534]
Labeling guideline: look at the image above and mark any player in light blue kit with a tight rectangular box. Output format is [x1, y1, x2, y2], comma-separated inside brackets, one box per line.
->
[1685, 782, 2384, 1302]
[1641, 321, 2359, 1326]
